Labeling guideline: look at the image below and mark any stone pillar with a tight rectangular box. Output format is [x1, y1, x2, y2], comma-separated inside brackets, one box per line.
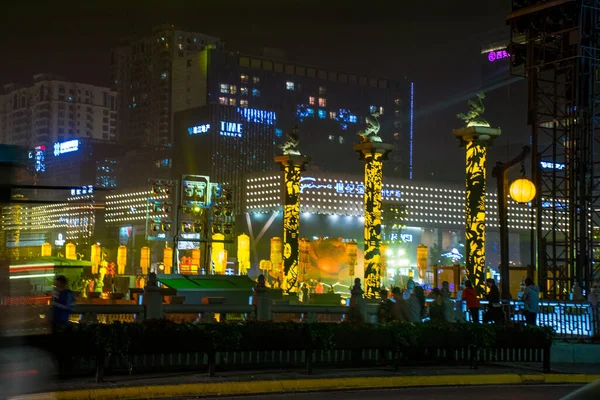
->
[274, 154, 311, 293]
[453, 126, 500, 293]
[353, 142, 394, 299]
[252, 274, 272, 321]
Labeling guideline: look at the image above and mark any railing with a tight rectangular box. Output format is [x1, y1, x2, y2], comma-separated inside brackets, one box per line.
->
[271, 304, 350, 322]
[2, 298, 599, 340]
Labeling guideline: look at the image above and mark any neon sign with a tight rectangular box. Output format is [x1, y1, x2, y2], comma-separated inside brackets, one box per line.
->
[300, 177, 332, 193]
[188, 124, 210, 135]
[220, 121, 242, 137]
[29, 146, 46, 172]
[540, 161, 565, 170]
[300, 177, 400, 198]
[389, 233, 413, 242]
[237, 107, 276, 125]
[55, 233, 65, 246]
[71, 185, 94, 196]
[335, 182, 365, 195]
[487, 49, 510, 62]
[53, 139, 79, 156]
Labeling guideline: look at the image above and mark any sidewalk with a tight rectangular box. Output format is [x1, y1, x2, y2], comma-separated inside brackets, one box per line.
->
[10, 363, 600, 400]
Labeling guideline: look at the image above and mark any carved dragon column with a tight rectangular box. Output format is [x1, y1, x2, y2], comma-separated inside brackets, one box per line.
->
[453, 97, 500, 294]
[275, 153, 311, 294]
[354, 141, 394, 299]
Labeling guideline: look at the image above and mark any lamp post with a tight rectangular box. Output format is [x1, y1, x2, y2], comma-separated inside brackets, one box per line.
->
[491, 146, 533, 299]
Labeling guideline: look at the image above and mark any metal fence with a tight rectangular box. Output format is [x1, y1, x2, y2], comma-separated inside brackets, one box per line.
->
[2, 299, 598, 339]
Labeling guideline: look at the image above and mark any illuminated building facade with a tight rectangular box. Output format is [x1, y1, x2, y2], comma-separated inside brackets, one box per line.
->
[0, 74, 117, 148]
[172, 47, 413, 179]
[242, 170, 568, 275]
[18, 138, 172, 190]
[111, 24, 223, 146]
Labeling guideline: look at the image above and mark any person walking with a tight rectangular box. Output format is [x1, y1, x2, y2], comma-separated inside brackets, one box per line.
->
[522, 277, 539, 326]
[50, 275, 75, 333]
[461, 280, 481, 323]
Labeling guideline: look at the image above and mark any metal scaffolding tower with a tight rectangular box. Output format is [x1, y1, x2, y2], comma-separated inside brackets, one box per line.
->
[507, 0, 600, 298]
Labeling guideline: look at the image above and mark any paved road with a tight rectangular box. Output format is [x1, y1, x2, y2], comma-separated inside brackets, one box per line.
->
[189, 385, 582, 400]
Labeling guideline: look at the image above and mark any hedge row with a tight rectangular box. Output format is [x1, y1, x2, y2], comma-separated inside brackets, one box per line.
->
[50, 320, 554, 359]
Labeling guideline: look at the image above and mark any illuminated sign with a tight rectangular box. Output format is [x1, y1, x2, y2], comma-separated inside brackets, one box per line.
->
[542, 201, 567, 209]
[71, 185, 94, 196]
[55, 233, 65, 246]
[300, 177, 400, 198]
[53, 139, 79, 156]
[389, 233, 413, 242]
[29, 146, 46, 172]
[335, 181, 365, 195]
[487, 49, 510, 62]
[188, 124, 210, 135]
[181, 175, 211, 208]
[237, 107, 276, 125]
[220, 121, 242, 137]
[540, 161, 565, 170]
[300, 177, 333, 193]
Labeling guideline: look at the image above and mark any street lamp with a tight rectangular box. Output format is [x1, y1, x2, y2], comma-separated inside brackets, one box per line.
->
[509, 178, 536, 204]
[491, 146, 532, 299]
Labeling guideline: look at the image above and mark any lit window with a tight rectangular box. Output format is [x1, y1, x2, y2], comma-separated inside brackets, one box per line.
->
[241, 74, 249, 83]
[318, 109, 326, 119]
[329, 111, 337, 119]
[370, 105, 377, 113]
[349, 115, 357, 123]
[318, 98, 327, 107]
[240, 99, 248, 108]
[309, 96, 315, 105]
[394, 98, 400, 105]
[286, 81, 295, 90]
[220, 84, 228, 93]
[319, 86, 327, 96]
[380, 106, 384, 114]
[229, 98, 237, 106]
[219, 97, 227, 105]
[240, 87, 248, 95]
[339, 136, 344, 144]
[328, 135, 334, 141]
[252, 88, 261, 97]
[229, 85, 237, 94]
[253, 76, 260, 84]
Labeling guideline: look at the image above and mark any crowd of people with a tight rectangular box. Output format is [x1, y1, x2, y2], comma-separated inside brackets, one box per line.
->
[377, 277, 541, 325]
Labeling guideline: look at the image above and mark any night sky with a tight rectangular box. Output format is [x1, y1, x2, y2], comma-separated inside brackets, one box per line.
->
[0, 0, 529, 182]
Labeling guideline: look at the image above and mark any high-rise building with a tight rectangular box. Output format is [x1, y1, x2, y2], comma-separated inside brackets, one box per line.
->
[172, 48, 413, 179]
[0, 74, 117, 148]
[111, 24, 223, 146]
[172, 48, 413, 211]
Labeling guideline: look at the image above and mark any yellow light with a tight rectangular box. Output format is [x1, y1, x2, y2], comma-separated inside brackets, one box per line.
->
[193, 206, 201, 213]
[140, 246, 150, 275]
[509, 178, 536, 203]
[41, 242, 52, 257]
[91, 244, 101, 274]
[65, 243, 76, 260]
[237, 234, 250, 275]
[117, 245, 127, 275]
[163, 247, 173, 274]
[212, 234, 226, 274]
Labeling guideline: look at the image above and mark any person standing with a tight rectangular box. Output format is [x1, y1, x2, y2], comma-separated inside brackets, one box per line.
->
[483, 278, 503, 324]
[461, 280, 481, 323]
[377, 289, 393, 323]
[522, 277, 539, 326]
[50, 275, 75, 333]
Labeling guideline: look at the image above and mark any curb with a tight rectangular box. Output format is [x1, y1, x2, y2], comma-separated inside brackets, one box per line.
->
[19, 373, 600, 400]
